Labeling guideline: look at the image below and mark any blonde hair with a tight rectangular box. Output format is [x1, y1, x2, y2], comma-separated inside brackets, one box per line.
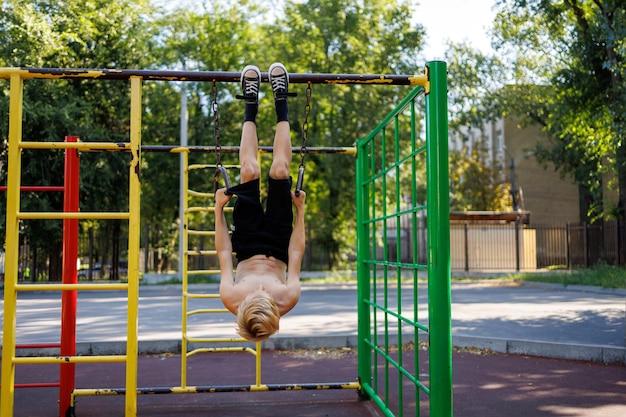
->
[236, 291, 280, 342]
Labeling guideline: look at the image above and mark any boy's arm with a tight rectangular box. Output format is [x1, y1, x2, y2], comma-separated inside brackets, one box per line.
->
[215, 188, 235, 311]
[285, 191, 306, 310]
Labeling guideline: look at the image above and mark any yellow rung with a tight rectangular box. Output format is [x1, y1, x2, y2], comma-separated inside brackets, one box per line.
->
[185, 250, 217, 256]
[183, 292, 220, 299]
[185, 206, 215, 214]
[188, 189, 214, 198]
[188, 164, 238, 170]
[19, 141, 130, 151]
[16, 283, 128, 291]
[187, 308, 230, 315]
[186, 347, 257, 358]
[186, 269, 221, 275]
[13, 355, 127, 365]
[17, 211, 130, 220]
[188, 230, 216, 236]
[184, 336, 249, 344]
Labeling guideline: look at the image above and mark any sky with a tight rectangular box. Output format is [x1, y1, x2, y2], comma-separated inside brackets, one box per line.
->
[155, 0, 499, 61]
[414, 0, 498, 60]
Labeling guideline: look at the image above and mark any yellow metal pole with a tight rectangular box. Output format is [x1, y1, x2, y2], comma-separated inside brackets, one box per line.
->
[181, 150, 190, 388]
[255, 341, 262, 387]
[0, 73, 23, 417]
[125, 75, 142, 416]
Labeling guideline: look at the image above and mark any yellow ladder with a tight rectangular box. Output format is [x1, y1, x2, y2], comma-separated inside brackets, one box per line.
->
[0, 73, 143, 416]
[179, 152, 262, 389]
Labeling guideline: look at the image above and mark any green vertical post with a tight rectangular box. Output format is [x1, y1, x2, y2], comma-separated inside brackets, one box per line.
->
[356, 138, 372, 399]
[425, 61, 452, 416]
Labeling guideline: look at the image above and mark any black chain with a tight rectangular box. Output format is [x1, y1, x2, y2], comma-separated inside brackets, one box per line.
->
[300, 82, 312, 169]
[212, 81, 222, 192]
[212, 81, 221, 166]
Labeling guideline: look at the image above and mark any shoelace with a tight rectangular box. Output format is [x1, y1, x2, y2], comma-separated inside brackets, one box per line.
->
[243, 76, 259, 96]
[271, 73, 287, 92]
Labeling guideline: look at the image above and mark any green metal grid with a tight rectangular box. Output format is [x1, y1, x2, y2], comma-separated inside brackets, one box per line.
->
[356, 61, 451, 417]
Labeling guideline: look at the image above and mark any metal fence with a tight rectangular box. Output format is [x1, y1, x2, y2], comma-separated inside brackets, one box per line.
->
[451, 220, 626, 271]
[535, 220, 626, 268]
[7, 220, 626, 282]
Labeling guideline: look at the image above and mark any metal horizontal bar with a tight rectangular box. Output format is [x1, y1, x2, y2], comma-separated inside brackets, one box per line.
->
[19, 141, 129, 150]
[146, 145, 357, 155]
[185, 250, 217, 256]
[15, 382, 61, 389]
[183, 292, 220, 299]
[13, 355, 127, 365]
[186, 347, 257, 358]
[183, 336, 248, 344]
[17, 142, 357, 155]
[187, 190, 214, 198]
[186, 269, 221, 275]
[186, 206, 232, 214]
[185, 207, 215, 214]
[0, 67, 426, 87]
[72, 381, 361, 397]
[0, 186, 64, 192]
[16, 283, 128, 291]
[16, 343, 61, 349]
[187, 230, 216, 236]
[17, 212, 130, 220]
[188, 164, 238, 170]
[187, 308, 229, 315]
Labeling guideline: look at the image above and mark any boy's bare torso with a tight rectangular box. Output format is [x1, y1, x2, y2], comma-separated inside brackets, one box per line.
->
[222, 254, 298, 315]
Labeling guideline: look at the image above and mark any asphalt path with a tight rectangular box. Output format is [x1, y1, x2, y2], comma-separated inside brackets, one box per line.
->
[2, 280, 625, 417]
[1, 280, 624, 361]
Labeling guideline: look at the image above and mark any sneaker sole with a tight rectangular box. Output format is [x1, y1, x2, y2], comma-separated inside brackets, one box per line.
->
[268, 62, 289, 88]
[240, 64, 261, 84]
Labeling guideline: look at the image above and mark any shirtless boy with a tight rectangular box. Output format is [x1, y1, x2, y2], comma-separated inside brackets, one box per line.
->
[215, 62, 306, 342]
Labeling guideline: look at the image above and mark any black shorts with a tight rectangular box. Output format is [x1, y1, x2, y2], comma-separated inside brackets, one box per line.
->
[229, 176, 293, 265]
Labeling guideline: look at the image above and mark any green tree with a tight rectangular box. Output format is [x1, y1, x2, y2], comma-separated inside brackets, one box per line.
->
[258, 0, 426, 267]
[0, 0, 159, 279]
[139, 2, 264, 271]
[492, 0, 626, 221]
[445, 41, 512, 212]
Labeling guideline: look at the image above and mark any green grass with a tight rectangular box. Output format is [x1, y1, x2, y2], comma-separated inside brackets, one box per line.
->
[509, 264, 626, 289]
[141, 265, 626, 290]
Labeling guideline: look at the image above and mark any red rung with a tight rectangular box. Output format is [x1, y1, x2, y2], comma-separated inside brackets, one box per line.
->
[16, 343, 61, 350]
[15, 382, 61, 389]
[0, 186, 64, 192]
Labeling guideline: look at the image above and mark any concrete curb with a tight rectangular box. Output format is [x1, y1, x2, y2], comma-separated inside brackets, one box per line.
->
[453, 335, 626, 365]
[516, 280, 626, 296]
[15, 335, 625, 366]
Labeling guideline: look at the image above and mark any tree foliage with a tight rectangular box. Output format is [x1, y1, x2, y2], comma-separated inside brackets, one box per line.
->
[0, 0, 158, 279]
[492, 0, 626, 221]
[444, 41, 512, 212]
[0, 0, 433, 274]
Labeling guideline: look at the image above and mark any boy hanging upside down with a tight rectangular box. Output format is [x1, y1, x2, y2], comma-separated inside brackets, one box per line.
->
[215, 62, 306, 342]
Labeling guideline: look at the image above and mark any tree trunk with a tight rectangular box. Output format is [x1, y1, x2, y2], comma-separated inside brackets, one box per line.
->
[616, 140, 626, 220]
[48, 242, 63, 281]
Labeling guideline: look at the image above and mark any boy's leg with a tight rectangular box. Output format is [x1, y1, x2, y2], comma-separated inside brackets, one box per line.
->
[268, 63, 292, 180]
[238, 65, 261, 183]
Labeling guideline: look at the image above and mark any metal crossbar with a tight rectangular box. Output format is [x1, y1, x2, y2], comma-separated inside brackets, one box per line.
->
[0, 67, 427, 86]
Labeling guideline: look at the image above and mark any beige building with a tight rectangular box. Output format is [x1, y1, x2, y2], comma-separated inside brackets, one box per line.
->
[450, 117, 580, 225]
[499, 117, 580, 224]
